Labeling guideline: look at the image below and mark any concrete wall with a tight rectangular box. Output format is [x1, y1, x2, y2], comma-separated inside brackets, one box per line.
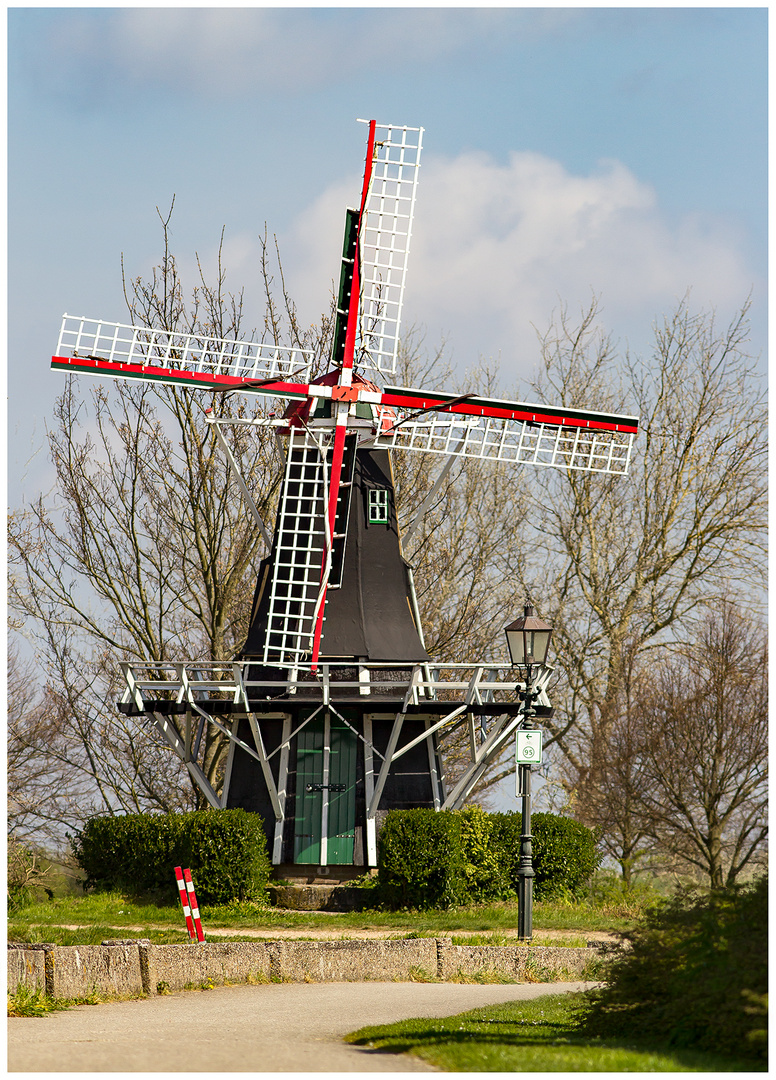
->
[7, 944, 46, 994]
[8, 939, 606, 999]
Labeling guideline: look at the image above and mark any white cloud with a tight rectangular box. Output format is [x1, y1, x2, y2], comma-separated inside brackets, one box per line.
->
[281, 149, 757, 388]
[40, 8, 578, 99]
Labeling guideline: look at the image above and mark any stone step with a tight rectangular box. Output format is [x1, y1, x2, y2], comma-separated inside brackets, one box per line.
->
[267, 883, 376, 912]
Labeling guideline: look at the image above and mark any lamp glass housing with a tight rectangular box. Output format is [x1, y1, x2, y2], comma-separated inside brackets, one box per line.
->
[505, 605, 553, 667]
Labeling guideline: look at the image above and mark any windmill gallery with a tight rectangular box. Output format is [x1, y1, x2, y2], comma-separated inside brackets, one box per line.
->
[51, 120, 638, 876]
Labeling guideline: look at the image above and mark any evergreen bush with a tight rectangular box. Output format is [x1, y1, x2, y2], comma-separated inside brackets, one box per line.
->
[71, 809, 272, 906]
[377, 807, 599, 909]
[456, 805, 513, 902]
[376, 808, 467, 909]
[580, 875, 767, 1064]
[490, 811, 601, 900]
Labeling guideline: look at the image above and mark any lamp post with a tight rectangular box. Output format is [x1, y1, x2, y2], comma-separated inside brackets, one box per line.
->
[505, 602, 553, 943]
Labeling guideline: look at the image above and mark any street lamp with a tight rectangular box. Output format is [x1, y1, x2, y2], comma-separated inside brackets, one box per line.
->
[504, 603, 553, 669]
[505, 602, 554, 943]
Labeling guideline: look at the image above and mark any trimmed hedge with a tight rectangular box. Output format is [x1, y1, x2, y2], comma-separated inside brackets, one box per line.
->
[376, 808, 468, 910]
[377, 807, 600, 909]
[490, 810, 601, 900]
[581, 876, 768, 1064]
[71, 809, 272, 906]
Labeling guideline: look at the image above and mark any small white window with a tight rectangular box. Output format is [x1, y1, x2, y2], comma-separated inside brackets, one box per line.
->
[368, 488, 390, 524]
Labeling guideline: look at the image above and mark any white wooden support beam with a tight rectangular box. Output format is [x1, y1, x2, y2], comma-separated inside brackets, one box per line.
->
[265, 704, 325, 761]
[467, 712, 478, 762]
[425, 718, 442, 810]
[151, 712, 187, 760]
[326, 702, 385, 761]
[247, 714, 284, 822]
[151, 712, 221, 809]
[442, 712, 524, 810]
[367, 711, 405, 819]
[231, 663, 247, 705]
[220, 717, 240, 808]
[320, 711, 331, 867]
[187, 701, 267, 768]
[367, 665, 430, 817]
[184, 711, 193, 763]
[405, 567, 427, 651]
[184, 761, 222, 809]
[272, 716, 292, 864]
[388, 704, 467, 762]
[176, 663, 189, 705]
[363, 715, 378, 866]
[120, 662, 144, 710]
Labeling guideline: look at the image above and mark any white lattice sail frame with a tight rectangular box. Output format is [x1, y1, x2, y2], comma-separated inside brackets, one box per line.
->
[56, 314, 314, 384]
[356, 121, 423, 376]
[368, 412, 636, 475]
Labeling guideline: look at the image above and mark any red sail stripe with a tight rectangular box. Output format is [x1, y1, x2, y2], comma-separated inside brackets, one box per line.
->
[342, 119, 377, 372]
[51, 356, 311, 399]
[377, 388, 639, 434]
[52, 355, 638, 433]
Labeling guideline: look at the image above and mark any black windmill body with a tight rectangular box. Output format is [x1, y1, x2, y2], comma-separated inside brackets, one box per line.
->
[229, 376, 436, 868]
[51, 120, 639, 873]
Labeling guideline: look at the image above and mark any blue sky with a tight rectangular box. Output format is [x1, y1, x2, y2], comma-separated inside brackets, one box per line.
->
[9, 6, 767, 496]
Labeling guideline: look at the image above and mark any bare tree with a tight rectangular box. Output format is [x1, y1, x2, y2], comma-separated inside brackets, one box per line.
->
[7, 643, 78, 845]
[523, 296, 767, 868]
[569, 646, 658, 886]
[13, 213, 765, 858]
[631, 601, 767, 887]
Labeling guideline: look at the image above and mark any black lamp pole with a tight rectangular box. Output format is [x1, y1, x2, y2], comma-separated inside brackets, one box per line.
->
[505, 602, 553, 944]
[517, 663, 536, 943]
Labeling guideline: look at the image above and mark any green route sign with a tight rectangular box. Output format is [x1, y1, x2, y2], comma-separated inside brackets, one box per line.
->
[516, 729, 543, 765]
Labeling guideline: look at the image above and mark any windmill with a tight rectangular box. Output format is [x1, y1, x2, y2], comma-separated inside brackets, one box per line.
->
[52, 120, 638, 876]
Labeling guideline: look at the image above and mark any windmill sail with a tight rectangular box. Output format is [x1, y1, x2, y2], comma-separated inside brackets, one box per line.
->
[262, 429, 330, 667]
[354, 122, 423, 375]
[53, 314, 313, 387]
[260, 428, 360, 668]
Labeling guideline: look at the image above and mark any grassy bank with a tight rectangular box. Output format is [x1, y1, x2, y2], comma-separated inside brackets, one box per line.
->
[345, 992, 764, 1072]
[8, 884, 650, 946]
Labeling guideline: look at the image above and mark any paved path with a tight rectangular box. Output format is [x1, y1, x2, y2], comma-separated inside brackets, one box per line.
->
[8, 980, 595, 1072]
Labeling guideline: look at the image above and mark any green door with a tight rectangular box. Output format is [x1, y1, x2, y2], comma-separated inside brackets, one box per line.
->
[327, 717, 357, 863]
[294, 717, 325, 863]
[294, 713, 357, 865]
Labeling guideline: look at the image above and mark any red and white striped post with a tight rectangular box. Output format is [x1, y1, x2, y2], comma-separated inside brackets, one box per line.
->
[174, 866, 203, 942]
[183, 867, 205, 942]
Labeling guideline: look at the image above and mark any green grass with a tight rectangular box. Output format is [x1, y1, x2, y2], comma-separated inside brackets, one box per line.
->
[8, 870, 661, 946]
[345, 992, 765, 1072]
[7, 889, 639, 946]
[8, 984, 113, 1017]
